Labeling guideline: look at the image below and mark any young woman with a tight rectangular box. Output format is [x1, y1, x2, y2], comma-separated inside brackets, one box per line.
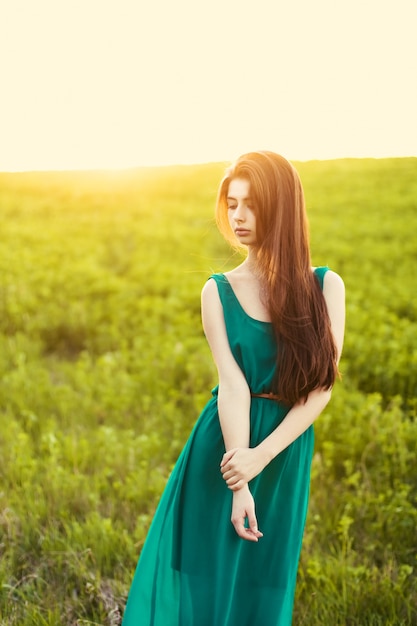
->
[122, 151, 345, 625]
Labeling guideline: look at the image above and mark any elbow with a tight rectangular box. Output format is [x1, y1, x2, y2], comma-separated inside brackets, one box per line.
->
[301, 386, 332, 409]
[322, 387, 333, 406]
[218, 377, 250, 398]
[219, 382, 250, 397]
[316, 387, 333, 411]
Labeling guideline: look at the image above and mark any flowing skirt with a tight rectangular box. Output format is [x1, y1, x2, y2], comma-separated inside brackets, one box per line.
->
[123, 395, 314, 626]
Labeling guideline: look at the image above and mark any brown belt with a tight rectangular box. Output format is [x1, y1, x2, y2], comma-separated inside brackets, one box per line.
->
[251, 392, 281, 401]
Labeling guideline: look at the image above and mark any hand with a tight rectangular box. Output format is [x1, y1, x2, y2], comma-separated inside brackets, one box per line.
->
[231, 485, 263, 542]
[220, 446, 267, 490]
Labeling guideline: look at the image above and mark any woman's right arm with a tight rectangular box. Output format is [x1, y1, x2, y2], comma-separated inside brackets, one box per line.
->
[201, 278, 251, 452]
[201, 278, 263, 542]
[201, 279, 251, 451]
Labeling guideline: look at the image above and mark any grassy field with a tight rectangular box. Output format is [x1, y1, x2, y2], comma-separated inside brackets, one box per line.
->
[0, 157, 416, 625]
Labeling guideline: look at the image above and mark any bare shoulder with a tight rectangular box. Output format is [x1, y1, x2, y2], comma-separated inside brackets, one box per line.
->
[321, 270, 345, 359]
[201, 276, 221, 303]
[201, 278, 223, 322]
[322, 270, 345, 297]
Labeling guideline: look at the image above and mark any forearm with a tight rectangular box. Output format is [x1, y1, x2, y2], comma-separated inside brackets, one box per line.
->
[257, 388, 332, 464]
[218, 382, 251, 451]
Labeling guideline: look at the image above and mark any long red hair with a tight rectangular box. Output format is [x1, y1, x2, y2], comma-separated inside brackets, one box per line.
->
[216, 151, 339, 404]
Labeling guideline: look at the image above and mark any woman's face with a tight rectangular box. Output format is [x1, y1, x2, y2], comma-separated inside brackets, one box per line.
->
[226, 178, 257, 247]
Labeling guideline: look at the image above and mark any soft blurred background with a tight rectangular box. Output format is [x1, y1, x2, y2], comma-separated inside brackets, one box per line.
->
[0, 1, 416, 625]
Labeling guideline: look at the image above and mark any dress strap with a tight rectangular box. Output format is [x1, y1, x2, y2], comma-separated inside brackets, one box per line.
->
[208, 273, 227, 283]
[313, 266, 329, 290]
[207, 273, 230, 307]
[211, 270, 329, 292]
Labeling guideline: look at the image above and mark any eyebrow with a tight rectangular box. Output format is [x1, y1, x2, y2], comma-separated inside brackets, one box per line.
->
[226, 195, 252, 202]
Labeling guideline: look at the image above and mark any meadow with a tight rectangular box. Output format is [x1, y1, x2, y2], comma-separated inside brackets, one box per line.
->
[0, 157, 416, 625]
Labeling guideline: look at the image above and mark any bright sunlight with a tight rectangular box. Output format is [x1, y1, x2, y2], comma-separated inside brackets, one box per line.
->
[1, 0, 416, 171]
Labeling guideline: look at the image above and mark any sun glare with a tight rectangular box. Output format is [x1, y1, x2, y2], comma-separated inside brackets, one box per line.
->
[1, 0, 416, 171]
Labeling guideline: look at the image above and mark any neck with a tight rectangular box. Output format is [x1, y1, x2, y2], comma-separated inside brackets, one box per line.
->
[245, 247, 258, 268]
[244, 247, 259, 272]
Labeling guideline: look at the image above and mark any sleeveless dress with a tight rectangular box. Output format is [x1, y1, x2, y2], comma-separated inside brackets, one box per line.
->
[123, 267, 329, 626]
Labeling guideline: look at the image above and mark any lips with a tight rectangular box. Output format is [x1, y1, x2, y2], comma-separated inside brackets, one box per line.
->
[235, 229, 250, 235]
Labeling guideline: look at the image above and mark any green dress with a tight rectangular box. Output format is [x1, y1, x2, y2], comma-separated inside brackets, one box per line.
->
[123, 267, 329, 626]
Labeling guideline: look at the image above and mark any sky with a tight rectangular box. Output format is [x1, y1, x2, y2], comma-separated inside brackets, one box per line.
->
[0, 0, 416, 171]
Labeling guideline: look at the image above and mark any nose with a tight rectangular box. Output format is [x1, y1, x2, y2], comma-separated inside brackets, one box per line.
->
[233, 203, 246, 222]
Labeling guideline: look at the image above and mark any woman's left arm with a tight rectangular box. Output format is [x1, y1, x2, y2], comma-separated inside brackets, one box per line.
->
[221, 270, 345, 490]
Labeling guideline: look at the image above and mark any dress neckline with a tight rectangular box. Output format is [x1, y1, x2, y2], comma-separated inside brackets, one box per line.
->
[218, 267, 327, 324]
[220, 273, 272, 325]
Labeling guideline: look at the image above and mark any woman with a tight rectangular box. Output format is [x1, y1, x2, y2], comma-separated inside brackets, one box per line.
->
[123, 151, 345, 625]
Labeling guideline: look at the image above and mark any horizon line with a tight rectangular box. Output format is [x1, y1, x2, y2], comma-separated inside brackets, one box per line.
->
[1, 152, 416, 175]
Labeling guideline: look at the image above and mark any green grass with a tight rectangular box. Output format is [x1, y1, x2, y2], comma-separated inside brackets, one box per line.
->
[0, 158, 416, 625]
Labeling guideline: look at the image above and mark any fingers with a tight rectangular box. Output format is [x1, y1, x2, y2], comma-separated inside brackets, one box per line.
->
[228, 480, 244, 491]
[231, 491, 263, 542]
[231, 518, 257, 542]
[222, 467, 241, 484]
[220, 449, 238, 468]
[247, 510, 263, 539]
[222, 463, 246, 490]
[221, 454, 243, 481]
[221, 448, 258, 490]
[231, 514, 263, 542]
[223, 473, 244, 490]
